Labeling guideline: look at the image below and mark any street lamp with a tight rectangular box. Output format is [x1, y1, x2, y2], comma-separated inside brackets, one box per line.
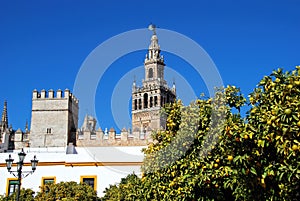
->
[5, 148, 38, 201]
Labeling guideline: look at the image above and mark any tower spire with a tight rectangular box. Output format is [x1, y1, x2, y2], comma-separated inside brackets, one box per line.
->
[144, 24, 166, 84]
[1, 100, 8, 128]
[149, 33, 160, 51]
[145, 24, 164, 63]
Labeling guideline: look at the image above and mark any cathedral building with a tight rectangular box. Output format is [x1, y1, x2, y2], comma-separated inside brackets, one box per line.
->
[0, 29, 176, 197]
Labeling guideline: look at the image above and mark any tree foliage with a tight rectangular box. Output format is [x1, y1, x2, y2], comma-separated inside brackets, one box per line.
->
[0, 188, 35, 201]
[102, 66, 300, 200]
[102, 174, 142, 201]
[35, 181, 98, 201]
[0, 181, 99, 201]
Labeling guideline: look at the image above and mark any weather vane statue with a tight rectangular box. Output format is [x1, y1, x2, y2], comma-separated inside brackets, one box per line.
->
[148, 23, 156, 35]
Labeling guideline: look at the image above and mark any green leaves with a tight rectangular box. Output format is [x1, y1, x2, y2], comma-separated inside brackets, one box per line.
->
[0, 188, 35, 201]
[101, 66, 300, 201]
[102, 174, 142, 201]
[245, 66, 300, 200]
[35, 182, 98, 201]
[0, 182, 99, 201]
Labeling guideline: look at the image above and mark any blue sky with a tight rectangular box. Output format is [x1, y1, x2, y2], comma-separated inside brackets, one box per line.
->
[0, 0, 299, 131]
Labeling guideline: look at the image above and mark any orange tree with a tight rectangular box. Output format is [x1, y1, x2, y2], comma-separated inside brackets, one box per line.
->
[102, 174, 142, 201]
[101, 86, 247, 200]
[101, 67, 300, 200]
[138, 86, 247, 200]
[35, 181, 99, 201]
[0, 188, 35, 201]
[245, 67, 300, 200]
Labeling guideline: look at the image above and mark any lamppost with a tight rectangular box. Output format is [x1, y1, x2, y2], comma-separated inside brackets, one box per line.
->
[5, 148, 38, 201]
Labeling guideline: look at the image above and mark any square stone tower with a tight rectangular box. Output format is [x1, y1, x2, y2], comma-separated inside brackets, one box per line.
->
[29, 89, 79, 147]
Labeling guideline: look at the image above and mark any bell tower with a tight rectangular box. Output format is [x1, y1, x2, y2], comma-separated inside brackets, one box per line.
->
[131, 25, 176, 140]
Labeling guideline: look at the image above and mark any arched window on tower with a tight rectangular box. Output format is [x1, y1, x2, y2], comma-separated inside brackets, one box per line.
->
[148, 68, 153, 79]
[144, 93, 148, 108]
[154, 96, 158, 106]
[138, 99, 142, 109]
[150, 97, 153, 107]
[134, 99, 137, 110]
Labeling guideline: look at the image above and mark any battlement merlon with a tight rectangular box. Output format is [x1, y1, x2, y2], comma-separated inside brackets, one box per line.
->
[32, 89, 79, 104]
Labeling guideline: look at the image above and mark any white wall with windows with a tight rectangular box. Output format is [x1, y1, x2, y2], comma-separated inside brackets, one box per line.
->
[0, 146, 144, 197]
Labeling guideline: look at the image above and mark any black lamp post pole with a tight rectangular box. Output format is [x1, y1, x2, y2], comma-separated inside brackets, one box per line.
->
[5, 148, 38, 201]
[16, 162, 22, 201]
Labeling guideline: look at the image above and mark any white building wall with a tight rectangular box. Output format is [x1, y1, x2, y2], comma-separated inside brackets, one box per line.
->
[0, 146, 144, 197]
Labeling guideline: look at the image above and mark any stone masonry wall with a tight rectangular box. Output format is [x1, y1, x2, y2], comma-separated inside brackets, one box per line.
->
[29, 89, 78, 148]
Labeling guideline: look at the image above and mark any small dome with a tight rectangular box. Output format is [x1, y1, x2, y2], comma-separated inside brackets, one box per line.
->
[151, 34, 158, 40]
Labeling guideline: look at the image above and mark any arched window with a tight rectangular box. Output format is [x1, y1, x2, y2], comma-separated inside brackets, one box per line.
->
[138, 99, 142, 109]
[150, 97, 153, 107]
[134, 99, 137, 110]
[144, 93, 148, 108]
[148, 68, 153, 79]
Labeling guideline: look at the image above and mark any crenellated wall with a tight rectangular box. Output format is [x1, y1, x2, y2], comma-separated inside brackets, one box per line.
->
[32, 89, 79, 103]
[76, 127, 150, 147]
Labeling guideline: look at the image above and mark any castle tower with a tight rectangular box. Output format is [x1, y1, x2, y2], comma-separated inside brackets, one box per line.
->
[29, 89, 79, 147]
[131, 26, 176, 139]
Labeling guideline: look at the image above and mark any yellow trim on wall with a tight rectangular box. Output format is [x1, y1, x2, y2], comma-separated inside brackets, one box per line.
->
[35, 162, 65, 166]
[0, 161, 142, 167]
[65, 161, 143, 167]
[80, 175, 97, 191]
[6, 178, 18, 196]
[41, 176, 56, 187]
